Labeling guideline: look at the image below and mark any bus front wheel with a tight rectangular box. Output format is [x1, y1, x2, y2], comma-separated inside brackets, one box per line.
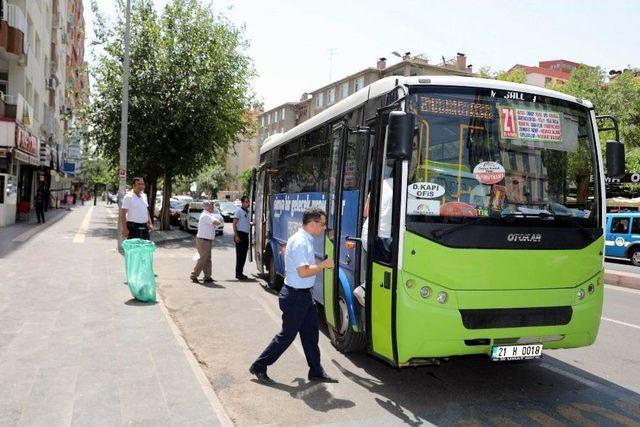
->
[328, 285, 366, 353]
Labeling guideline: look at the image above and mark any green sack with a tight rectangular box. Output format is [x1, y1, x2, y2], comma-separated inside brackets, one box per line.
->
[122, 238, 157, 302]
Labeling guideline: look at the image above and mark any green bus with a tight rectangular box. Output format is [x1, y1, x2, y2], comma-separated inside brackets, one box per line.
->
[251, 75, 624, 366]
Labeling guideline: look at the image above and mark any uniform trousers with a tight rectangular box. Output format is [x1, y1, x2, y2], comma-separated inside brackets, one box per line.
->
[252, 285, 323, 376]
[235, 231, 249, 277]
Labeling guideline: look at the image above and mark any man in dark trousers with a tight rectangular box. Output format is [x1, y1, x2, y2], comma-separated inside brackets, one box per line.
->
[34, 189, 45, 224]
[249, 208, 337, 384]
[233, 196, 251, 280]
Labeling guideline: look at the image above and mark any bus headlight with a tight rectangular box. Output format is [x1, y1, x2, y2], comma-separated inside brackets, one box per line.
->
[436, 291, 448, 304]
[577, 288, 585, 300]
[420, 286, 431, 298]
[588, 284, 595, 294]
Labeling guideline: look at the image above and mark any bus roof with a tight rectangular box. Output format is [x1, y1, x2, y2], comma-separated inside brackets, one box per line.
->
[259, 75, 593, 156]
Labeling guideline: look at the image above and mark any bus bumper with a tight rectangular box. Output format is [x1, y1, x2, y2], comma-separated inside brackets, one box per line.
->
[395, 271, 604, 365]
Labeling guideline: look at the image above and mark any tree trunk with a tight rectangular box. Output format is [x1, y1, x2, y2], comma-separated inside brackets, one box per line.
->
[147, 173, 158, 221]
[160, 171, 172, 231]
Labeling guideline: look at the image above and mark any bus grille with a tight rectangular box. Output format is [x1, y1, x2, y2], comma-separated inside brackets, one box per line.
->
[459, 306, 572, 329]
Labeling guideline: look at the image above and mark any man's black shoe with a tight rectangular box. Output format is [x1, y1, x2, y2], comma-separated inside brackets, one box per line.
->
[190, 277, 199, 283]
[308, 371, 338, 383]
[203, 278, 215, 283]
[249, 365, 274, 384]
[236, 274, 248, 280]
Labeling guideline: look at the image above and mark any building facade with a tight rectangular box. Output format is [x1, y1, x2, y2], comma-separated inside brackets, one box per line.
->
[510, 59, 581, 87]
[0, 0, 87, 227]
[257, 52, 473, 150]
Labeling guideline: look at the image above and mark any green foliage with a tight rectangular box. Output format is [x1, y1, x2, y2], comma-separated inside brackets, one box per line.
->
[238, 168, 253, 196]
[496, 68, 526, 83]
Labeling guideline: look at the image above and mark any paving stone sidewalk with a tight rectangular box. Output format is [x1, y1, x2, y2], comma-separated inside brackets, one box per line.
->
[0, 203, 226, 426]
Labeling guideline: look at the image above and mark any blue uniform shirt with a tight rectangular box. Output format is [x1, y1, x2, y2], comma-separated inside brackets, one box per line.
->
[234, 207, 251, 233]
[284, 228, 317, 289]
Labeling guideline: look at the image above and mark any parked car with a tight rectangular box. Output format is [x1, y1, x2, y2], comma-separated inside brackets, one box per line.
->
[179, 202, 224, 235]
[605, 212, 640, 266]
[107, 193, 118, 204]
[218, 201, 237, 222]
[173, 195, 194, 204]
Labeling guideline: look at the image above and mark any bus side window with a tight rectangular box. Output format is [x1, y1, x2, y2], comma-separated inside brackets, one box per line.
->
[632, 218, 640, 235]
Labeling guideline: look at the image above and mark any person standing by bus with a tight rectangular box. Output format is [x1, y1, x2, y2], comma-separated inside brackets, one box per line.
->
[191, 201, 222, 283]
[233, 196, 251, 280]
[249, 208, 337, 384]
[121, 177, 153, 240]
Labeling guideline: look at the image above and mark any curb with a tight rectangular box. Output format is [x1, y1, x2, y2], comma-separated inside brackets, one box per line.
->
[156, 291, 234, 427]
[605, 269, 640, 290]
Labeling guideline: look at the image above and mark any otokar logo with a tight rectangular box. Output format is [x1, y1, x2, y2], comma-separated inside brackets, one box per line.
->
[507, 233, 542, 243]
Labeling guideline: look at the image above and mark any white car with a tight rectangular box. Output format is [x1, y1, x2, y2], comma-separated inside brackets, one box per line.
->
[179, 202, 223, 235]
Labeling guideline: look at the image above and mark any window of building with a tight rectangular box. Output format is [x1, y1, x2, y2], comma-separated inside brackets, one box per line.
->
[316, 92, 324, 108]
[410, 66, 419, 76]
[260, 116, 264, 126]
[355, 76, 365, 91]
[273, 110, 278, 122]
[280, 128, 284, 134]
[267, 114, 271, 125]
[281, 108, 285, 120]
[328, 88, 336, 105]
[35, 34, 41, 60]
[0, 71, 8, 96]
[340, 82, 349, 99]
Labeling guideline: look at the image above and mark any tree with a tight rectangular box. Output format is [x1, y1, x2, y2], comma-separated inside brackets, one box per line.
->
[89, 0, 254, 229]
[496, 68, 526, 83]
[238, 169, 253, 197]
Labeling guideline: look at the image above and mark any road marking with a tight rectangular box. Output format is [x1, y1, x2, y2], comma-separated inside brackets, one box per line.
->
[605, 284, 640, 295]
[73, 206, 94, 243]
[540, 363, 603, 389]
[601, 317, 640, 330]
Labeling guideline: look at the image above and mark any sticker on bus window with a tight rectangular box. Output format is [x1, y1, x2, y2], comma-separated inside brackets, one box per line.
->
[440, 202, 478, 217]
[407, 182, 445, 199]
[473, 161, 505, 185]
[407, 199, 440, 216]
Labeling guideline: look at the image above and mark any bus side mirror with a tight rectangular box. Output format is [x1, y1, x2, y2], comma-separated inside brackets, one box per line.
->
[606, 140, 625, 178]
[387, 111, 414, 161]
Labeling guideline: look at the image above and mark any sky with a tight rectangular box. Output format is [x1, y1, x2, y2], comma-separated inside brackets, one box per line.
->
[86, 0, 640, 111]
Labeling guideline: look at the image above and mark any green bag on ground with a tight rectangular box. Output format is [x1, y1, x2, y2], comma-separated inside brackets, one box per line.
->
[122, 238, 157, 302]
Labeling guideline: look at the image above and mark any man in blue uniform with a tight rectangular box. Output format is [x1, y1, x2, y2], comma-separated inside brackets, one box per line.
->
[233, 196, 251, 280]
[250, 208, 337, 384]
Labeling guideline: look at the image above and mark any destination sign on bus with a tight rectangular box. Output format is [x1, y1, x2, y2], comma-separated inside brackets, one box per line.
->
[499, 106, 562, 143]
[419, 96, 494, 120]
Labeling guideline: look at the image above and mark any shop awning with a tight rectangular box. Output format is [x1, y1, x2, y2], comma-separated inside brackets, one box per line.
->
[12, 148, 40, 166]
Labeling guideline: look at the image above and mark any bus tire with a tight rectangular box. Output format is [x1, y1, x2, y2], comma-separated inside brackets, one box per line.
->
[630, 247, 640, 267]
[328, 285, 366, 353]
[267, 252, 283, 292]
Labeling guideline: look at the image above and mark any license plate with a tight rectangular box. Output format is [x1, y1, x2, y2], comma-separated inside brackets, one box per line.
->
[491, 344, 543, 361]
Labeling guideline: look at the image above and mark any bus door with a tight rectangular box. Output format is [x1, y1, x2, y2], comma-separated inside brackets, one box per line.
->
[366, 111, 400, 364]
[324, 123, 348, 328]
[253, 166, 268, 273]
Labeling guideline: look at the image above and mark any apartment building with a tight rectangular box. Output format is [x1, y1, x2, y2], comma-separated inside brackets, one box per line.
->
[509, 59, 581, 87]
[0, 0, 87, 227]
[257, 52, 473, 148]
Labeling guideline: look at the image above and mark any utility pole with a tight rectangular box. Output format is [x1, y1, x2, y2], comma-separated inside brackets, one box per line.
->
[117, 0, 132, 249]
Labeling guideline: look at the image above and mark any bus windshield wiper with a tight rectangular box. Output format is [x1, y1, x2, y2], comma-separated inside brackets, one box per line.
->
[502, 212, 595, 239]
[431, 217, 493, 239]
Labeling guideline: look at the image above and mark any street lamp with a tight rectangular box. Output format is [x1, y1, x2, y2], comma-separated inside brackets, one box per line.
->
[117, 0, 132, 249]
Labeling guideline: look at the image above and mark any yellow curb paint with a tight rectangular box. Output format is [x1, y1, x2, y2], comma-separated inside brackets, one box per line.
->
[73, 206, 94, 243]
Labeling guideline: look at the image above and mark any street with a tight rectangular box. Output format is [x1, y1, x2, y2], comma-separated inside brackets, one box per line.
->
[2, 202, 640, 426]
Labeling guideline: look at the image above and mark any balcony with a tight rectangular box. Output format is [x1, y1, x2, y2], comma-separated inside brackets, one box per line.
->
[0, 1, 27, 62]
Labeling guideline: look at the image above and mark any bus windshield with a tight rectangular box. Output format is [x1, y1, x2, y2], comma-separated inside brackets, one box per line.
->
[405, 87, 600, 235]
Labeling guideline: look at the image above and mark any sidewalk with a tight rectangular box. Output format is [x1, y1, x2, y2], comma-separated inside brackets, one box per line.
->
[0, 203, 227, 426]
[605, 269, 640, 290]
[0, 206, 72, 258]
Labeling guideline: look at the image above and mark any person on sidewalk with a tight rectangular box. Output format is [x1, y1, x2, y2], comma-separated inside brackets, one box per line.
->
[249, 208, 337, 385]
[35, 189, 46, 224]
[190, 201, 222, 284]
[233, 196, 251, 280]
[121, 177, 152, 240]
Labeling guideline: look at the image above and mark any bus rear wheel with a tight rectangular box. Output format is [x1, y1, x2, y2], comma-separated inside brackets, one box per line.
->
[267, 253, 283, 292]
[328, 285, 366, 353]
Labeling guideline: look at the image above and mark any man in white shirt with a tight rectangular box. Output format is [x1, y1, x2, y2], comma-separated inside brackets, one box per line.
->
[121, 177, 152, 240]
[191, 201, 222, 284]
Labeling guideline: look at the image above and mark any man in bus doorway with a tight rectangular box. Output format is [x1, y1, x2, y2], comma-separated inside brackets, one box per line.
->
[249, 208, 337, 384]
[233, 196, 251, 280]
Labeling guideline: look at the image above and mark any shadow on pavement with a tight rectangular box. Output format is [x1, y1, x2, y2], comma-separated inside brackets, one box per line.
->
[251, 377, 355, 413]
[196, 281, 225, 289]
[330, 352, 640, 425]
[124, 298, 157, 306]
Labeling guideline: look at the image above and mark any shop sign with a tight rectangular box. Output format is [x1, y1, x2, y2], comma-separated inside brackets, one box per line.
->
[15, 126, 38, 156]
